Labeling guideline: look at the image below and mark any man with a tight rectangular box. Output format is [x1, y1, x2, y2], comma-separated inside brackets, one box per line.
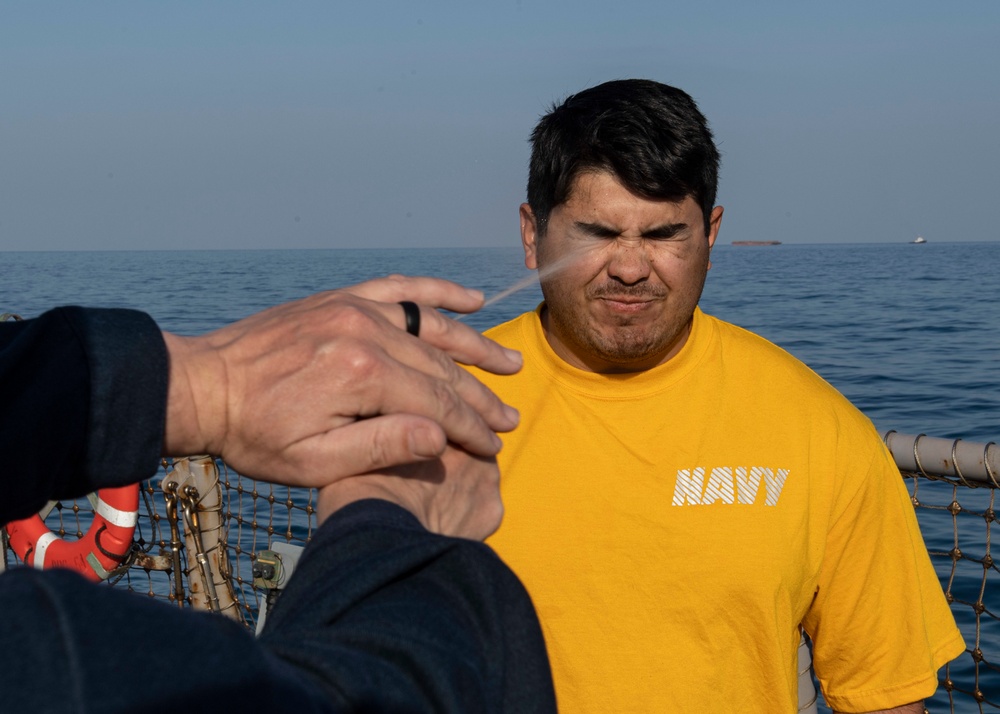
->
[469, 80, 964, 713]
[0, 276, 557, 713]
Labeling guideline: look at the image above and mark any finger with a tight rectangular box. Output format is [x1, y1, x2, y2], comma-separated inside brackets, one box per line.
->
[355, 298, 521, 376]
[345, 275, 486, 314]
[306, 303, 520, 435]
[348, 352, 509, 455]
[364, 336, 520, 438]
[398, 300, 421, 337]
[285, 414, 450, 486]
[415, 309, 523, 375]
[287, 277, 523, 375]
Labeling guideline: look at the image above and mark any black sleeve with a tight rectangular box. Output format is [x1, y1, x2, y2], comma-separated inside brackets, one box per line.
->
[0, 307, 167, 524]
[0, 500, 557, 714]
[259, 499, 557, 714]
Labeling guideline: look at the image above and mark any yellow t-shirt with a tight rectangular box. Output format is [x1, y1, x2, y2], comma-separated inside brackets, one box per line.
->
[470, 306, 964, 714]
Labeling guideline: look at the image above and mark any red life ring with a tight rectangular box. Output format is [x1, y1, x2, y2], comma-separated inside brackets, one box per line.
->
[4, 484, 139, 582]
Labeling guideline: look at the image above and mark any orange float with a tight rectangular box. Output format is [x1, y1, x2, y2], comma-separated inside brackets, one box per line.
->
[4, 485, 139, 581]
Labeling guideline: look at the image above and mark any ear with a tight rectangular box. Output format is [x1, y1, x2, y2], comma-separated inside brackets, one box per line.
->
[520, 203, 540, 270]
[706, 205, 724, 269]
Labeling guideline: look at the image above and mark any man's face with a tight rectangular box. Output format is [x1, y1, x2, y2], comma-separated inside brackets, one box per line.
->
[521, 170, 723, 373]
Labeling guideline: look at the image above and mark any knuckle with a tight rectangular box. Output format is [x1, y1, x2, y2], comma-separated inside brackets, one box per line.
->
[429, 345, 460, 377]
[336, 340, 385, 382]
[430, 380, 464, 420]
[330, 302, 380, 335]
[382, 274, 410, 293]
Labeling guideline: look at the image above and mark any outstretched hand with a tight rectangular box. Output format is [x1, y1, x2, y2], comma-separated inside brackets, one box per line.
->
[162, 275, 521, 489]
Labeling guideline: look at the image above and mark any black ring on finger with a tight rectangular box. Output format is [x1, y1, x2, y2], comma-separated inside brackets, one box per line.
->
[398, 301, 421, 337]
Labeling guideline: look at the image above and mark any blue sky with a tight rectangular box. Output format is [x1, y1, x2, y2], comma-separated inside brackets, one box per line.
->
[2, 1, 998, 250]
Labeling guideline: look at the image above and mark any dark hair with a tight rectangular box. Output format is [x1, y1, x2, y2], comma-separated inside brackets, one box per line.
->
[526, 79, 720, 235]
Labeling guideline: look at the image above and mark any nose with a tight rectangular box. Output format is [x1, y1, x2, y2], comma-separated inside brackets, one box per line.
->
[606, 237, 652, 285]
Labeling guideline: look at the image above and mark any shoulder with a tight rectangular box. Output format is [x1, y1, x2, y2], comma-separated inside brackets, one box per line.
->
[483, 309, 539, 349]
[703, 312, 836, 389]
[701, 312, 801, 363]
[699, 311, 876, 435]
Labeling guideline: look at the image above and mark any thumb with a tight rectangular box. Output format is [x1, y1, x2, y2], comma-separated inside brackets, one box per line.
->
[292, 415, 450, 486]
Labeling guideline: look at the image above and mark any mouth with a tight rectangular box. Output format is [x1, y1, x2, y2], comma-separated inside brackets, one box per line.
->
[597, 296, 659, 314]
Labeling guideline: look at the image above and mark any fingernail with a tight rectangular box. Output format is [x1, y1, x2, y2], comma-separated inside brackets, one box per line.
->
[504, 405, 520, 426]
[410, 425, 444, 458]
[464, 288, 484, 301]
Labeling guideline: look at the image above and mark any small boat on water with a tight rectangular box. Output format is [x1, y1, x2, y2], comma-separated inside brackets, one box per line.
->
[911, 236, 927, 244]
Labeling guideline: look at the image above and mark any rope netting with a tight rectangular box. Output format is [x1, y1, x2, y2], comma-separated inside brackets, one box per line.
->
[2, 437, 997, 712]
[216, 461, 317, 629]
[901, 475, 999, 710]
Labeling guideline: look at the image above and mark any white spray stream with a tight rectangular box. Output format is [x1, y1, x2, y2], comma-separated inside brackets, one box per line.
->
[456, 240, 598, 320]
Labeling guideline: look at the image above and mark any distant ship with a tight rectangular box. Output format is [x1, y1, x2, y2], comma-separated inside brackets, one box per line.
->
[731, 240, 781, 246]
[911, 236, 927, 244]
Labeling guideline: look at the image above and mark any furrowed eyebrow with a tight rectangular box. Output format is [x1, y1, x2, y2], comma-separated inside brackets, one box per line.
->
[571, 221, 689, 239]
[641, 222, 688, 239]
[573, 221, 620, 238]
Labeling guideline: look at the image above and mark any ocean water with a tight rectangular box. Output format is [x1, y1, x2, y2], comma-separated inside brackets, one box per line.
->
[4, 243, 997, 439]
[2, 242, 999, 711]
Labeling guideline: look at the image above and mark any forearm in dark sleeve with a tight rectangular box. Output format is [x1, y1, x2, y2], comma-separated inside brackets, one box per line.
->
[0, 500, 555, 714]
[259, 499, 557, 714]
[0, 566, 336, 714]
[0, 307, 167, 524]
